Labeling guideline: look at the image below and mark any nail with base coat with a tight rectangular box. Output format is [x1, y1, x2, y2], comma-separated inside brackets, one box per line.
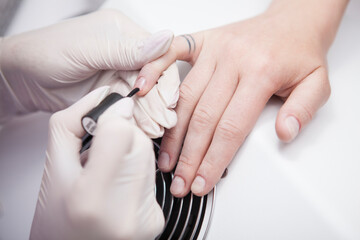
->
[191, 176, 205, 194]
[285, 116, 300, 142]
[170, 176, 185, 195]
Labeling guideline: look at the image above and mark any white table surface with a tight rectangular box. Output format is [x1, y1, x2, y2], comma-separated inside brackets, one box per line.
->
[1, 1, 360, 239]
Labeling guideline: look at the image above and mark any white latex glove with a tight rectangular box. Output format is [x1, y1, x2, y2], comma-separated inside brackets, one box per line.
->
[30, 86, 164, 240]
[101, 64, 179, 138]
[0, 9, 180, 137]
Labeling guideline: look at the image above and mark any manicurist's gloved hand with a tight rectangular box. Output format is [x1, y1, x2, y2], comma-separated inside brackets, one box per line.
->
[0, 9, 180, 138]
[30, 86, 164, 240]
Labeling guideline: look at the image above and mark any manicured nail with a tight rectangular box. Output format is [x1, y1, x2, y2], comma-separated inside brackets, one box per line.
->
[158, 152, 170, 170]
[191, 176, 205, 194]
[285, 116, 300, 142]
[170, 176, 185, 195]
[134, 77, 146, 90]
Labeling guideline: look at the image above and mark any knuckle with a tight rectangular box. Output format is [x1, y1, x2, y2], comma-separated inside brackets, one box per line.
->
[163, 128, 178, 144]
[244, 54, 281, 92]
[263, 77, 281, 93]
[191, 106, 214, 130]
[222, 38, 237, 53]
[202, 158, 217, 173]
[299, 104, 314, 123]
[179, 82, 197, 105]
[142, 61, 163, 76]
[250, 53, 277, 77]
[255, 53, 274, 72]
[217, 119, 245, 143]
[178, 154, 196, 169]
[168, 43, 181, 60]
[247, 75, 280, 95]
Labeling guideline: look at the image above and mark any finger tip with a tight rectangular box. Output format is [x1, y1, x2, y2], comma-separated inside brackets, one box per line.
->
[275, 124, 289, 142]
[192, 192, 206, 197]
[191, 188, 205, 197]
[157, 151, 172, 172]
[158, 164, 173, 173]
[134, 76, 153, 96]
[276, 114, 300, 143]
[190, 175, 208, 196]
[170, 176, 188, 197]
[170, 191, 185, 198]
[135, 89, 147, 97]
[277, 134, 294, 143]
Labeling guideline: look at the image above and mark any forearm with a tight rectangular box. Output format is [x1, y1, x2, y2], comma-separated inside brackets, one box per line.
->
[268, 0, 349, 50]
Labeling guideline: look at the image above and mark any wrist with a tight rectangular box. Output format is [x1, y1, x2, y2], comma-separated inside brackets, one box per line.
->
[267, 0, 348, 51]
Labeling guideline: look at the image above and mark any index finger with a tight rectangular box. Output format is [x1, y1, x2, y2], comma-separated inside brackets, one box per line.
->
[191, 78, 275, 195]
[134, 33, 203, 95]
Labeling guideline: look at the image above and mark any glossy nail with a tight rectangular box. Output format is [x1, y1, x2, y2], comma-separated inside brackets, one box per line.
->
[134, 77, 146, 90]
[158, 152, 170, 170]
[170, 176, 185, 195]
[285, 116, 300, 142]
[191, 176, 205, 194]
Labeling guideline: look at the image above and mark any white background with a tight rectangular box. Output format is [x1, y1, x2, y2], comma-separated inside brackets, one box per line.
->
[0, 0, 359, 239]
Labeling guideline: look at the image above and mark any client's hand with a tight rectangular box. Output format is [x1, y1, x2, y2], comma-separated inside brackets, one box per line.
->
[133, 0, 348, 196]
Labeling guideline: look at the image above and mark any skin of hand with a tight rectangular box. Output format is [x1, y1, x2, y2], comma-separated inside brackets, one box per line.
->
[133, 0, 349, 197]
[0, 9, 180, 138]
[30, 86, 164, 240]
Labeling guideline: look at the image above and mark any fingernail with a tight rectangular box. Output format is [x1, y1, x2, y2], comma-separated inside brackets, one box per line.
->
[171, 176, 185, 195]
[134, 77, 146, 90]
[285, 116, 300, 142]
[191, 176, 205, 194]
[142, 30, 173, 58]
[158, 152, 170, 170]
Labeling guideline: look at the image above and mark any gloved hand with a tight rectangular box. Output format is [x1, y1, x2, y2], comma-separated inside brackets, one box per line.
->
[0, 9, 180, 138]
[30, 86, 164, 240]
